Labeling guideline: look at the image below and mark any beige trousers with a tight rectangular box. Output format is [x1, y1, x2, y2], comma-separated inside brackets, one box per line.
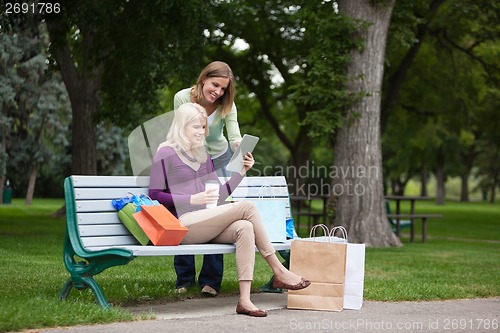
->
[179, 201, 275, 281]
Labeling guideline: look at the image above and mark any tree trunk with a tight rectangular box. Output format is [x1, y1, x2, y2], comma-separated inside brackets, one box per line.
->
[435, 149, 446, 205]
[288, 128, 313, 197]
[0, 176, 4, 205]
[69, 85, 99, 175]
[25, 165, 37, 205]
[490, 184, 497, 203]
[459, 145, 476, 202]
[46, 19, 102, 176]
[0, 123, 6, 204]
[420, 166, 428, 197]
[334, 0, 401, 247]
[490, 157, 499, 204]
[459, 173, 469, 202]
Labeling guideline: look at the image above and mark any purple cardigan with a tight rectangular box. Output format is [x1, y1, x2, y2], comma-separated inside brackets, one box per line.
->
[149, 146, 243, 217]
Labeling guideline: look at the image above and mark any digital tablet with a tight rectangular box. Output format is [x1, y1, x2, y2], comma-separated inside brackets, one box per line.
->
[226, 134, 260, 172]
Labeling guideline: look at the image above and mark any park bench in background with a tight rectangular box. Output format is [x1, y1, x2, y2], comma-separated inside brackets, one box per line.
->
[60, 175, 296, 308]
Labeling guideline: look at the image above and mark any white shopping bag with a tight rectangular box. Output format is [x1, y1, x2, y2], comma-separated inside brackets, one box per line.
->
[331, 227, 365, 310]
[344, 242, 365, 309]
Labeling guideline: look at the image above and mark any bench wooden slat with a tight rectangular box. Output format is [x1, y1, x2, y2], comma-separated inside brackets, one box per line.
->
[74, 184, 290, 199]
[236, 177, 287, 186]
[72, 175, 150, 187]
[78, 212, 121, 225]
[87, 241, 294, 256]
[81, 235, 140, 248]
[76, 200, 116, 213]
[74, 188, 149, 200]
[230, 186, 289, 198]
[85, 238, 346, 256]
[79, 224, 131, 237]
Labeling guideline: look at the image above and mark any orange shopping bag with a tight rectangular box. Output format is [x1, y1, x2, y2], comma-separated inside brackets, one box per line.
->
[133, 204, 188, 246]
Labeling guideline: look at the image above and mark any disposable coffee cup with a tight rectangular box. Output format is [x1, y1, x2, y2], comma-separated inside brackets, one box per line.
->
[205, 180, 219, 209]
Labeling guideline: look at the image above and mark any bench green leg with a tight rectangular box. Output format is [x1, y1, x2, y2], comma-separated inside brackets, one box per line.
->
[61, 254, 132, 308]
[59, 276, 111, 309]
[82, 276, 111, 309]
[60, 232, 134, 308]
[259, 250, 290, 293]
[59, 278, 73, 301]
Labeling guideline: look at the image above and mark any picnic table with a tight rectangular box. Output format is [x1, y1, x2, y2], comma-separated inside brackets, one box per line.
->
[385, 195, 442, 242]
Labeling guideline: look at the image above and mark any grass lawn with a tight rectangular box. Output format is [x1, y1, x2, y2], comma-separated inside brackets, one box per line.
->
[0, 198, 499, 332]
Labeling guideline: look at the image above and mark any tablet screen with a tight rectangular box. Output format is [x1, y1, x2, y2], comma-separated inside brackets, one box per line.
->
[225, 134, 260, 172]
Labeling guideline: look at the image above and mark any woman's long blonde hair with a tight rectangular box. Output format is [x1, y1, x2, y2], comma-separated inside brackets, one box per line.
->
[191, 61, 235, 118]
[158, 103, 209, 163]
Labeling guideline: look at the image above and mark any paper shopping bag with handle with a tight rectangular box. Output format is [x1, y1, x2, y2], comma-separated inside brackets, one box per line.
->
[133, 204, 188, 246]
[118, 203, 151, 245]
[287, 224, 347, 312]
[245, 198, 287, 242]
[331, 226, 366, 310]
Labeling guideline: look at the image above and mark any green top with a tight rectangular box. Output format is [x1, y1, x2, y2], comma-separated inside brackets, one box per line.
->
[174, 88, 242, 158]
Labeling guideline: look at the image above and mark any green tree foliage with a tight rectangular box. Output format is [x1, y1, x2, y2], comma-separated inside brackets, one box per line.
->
[0, 22, 71, 202]
[382, 0, 500, 201]
[1, 0, 215, 176]
[292, 2, 362, 143]
[0, 20, 131, 200]
[204, 0, 358, 193]
[474, 90, 500, 202]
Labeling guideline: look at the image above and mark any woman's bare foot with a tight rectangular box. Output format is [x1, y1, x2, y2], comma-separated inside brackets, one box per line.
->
[238, 298, 260, 312]
[273, 267, 304, 287]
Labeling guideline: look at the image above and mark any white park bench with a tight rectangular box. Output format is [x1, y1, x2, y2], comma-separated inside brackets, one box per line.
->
[59, 175, 296, 308]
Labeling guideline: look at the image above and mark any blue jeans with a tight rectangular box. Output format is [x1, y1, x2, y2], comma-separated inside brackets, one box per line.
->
[174, 147, 232, 291]
[174, 254, 224, 290]
[212, 147, 232, 178]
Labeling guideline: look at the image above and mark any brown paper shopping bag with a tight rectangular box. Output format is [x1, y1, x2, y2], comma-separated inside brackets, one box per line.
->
[288, 224, 347, 312]
[133, 204, 188, 246]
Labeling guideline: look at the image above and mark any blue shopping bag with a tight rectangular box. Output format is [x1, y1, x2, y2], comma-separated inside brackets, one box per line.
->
[247, 198, 287, 243]
[112, 193, 159, 212]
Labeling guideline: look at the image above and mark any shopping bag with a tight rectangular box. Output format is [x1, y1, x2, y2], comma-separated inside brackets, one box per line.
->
[117, 203, 151, 245]
[288, 224, 347, 311]
[112, 193, 159, 212]
[246, 198, 287, 242]
[131, 194, 160, 211]
[133, 204, 188, 246]
[344, 242, 365, 309]
[331, 226, 365, 310]
[112, 192, 135, 211]
[112, 193, 155, 245]
[286, 217, 296, 239]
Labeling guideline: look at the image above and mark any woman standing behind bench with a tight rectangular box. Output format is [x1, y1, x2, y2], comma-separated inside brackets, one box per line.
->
[149, 103, 310, 317]
[174, 61, 242, 176]
[172, 61, 242, 297]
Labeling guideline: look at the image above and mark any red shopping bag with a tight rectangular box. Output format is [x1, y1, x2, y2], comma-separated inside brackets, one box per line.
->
[133, 204, 188, 246]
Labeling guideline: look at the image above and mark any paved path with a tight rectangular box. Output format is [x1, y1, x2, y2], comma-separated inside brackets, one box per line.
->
[29, 294, 498, 333]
